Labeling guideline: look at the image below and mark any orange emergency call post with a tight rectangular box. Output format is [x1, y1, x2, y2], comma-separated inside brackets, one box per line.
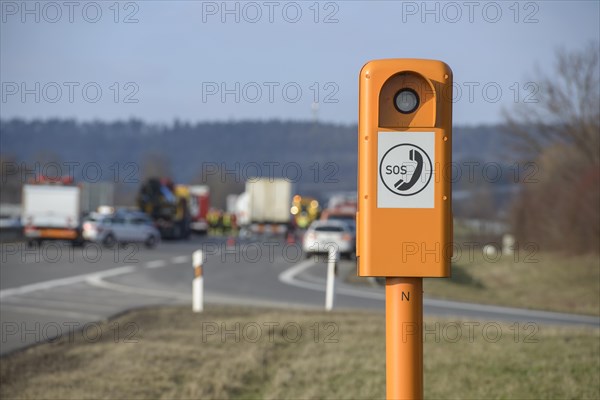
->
[357, 59, 453, 399]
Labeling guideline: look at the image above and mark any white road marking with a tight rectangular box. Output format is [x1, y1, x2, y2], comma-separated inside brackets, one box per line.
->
[145, 260, 167, 269]
[86, 276, 188, 300]
[171, 255, 190, 264]
[0, 266, 137, 299]
[279, 260, 600, 326]
[423, 298, 600, 324]
[278, 259, 320, 288]
[278, 259, 384, 300]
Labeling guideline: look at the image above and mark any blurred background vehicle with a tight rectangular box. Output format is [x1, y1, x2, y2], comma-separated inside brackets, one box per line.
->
[236, 178, 292, 235]
[82, 209, 160, 248]
[80, 181, 115, 215]
[137, 178, 191, 240]
[21, 176, 82, 246]
[0, 203, 21, 229]
[320, 192, 357, 230]
[302, 219, 355, 259]
[188, 185, 210, 234]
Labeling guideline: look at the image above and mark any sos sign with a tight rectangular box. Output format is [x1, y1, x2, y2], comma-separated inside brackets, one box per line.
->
[357, 59, 453, 277]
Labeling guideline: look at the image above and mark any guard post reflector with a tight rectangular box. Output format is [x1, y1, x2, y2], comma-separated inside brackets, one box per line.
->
[192, 250, 204, 313]
[357, 59, 453, 277]
[193, 250, 204, 277]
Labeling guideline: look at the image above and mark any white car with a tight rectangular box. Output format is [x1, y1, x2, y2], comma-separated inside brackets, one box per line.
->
[302, 220, 355, 259]
[82, 211, 160, 248]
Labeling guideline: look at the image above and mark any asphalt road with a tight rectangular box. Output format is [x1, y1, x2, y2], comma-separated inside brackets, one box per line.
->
[1, 236, 598, 355]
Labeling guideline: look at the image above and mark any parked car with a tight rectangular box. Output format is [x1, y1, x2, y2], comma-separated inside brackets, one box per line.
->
[320, 210, 355, 225]
[82, 211, 160, 248]
[302, 220, 355, 259]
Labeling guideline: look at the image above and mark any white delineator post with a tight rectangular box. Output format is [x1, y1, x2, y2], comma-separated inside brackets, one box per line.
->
[325, 246, 338, 311]
[192, 250, 204, 313]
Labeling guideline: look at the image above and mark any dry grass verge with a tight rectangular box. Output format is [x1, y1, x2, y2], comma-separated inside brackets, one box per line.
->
[424, 253, 600, 316]
[1, 305, 599, 399]
[345, 253, 600, 316]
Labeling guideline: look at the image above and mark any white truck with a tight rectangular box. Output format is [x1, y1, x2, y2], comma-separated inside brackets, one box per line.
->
[237, 178, 292, 234]
[80, 182, 115, 214]
[22, 183, 82, 245]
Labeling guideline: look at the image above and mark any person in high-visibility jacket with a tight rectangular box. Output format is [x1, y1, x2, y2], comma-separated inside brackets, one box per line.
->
[215, 210, 224, 236]
[230, 213, 238, 236]
[222, 212, 232, 234]
[207, 209, 219, 235]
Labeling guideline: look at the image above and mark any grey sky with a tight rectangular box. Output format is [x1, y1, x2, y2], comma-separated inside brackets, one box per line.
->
[1, 1, 599, 125]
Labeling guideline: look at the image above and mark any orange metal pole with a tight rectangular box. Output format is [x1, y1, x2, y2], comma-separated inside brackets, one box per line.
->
[386, 277, 423, 400]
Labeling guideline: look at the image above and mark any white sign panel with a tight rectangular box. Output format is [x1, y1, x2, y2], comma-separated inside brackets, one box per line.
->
[377, 131, 435, 208]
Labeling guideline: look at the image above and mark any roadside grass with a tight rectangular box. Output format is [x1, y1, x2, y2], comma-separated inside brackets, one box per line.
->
[1, 305, 599, 399]
[423, 252, 600, 316]
[346, 252, 600, 316]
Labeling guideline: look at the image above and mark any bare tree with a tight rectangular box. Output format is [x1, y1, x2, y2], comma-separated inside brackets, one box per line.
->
[504, 41, 599, 162]
[504, 42, 600, 253]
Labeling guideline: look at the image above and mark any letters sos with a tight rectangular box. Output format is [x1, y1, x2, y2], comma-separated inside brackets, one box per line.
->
[385, 164, 412, 175]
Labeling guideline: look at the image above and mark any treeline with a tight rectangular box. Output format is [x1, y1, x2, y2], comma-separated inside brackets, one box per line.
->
[5, 112, 596, 254]
[0, 118, 513, 197]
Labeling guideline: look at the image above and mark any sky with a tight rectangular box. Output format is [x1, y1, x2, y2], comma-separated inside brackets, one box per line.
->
[1, 0, 599, 125]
